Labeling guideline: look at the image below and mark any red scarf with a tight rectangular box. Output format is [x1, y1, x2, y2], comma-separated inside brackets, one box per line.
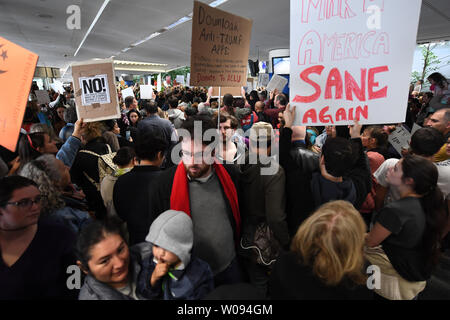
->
[170, 161, 241, 238]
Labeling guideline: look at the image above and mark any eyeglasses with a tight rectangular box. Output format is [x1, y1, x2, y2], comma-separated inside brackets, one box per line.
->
[6, 196, 42, 209]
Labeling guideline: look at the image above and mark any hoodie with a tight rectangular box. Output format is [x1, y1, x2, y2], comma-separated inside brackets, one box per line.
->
[137, 210, 214, 300]
[168, 108, 185, 129]
[310, 172, 357, 208]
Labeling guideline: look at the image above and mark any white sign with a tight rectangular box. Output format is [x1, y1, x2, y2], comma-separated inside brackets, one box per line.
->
[267, 74, 288, 93]
[290, 0, 422, 125]
[121, 87, 134, 99]
[388, 126, 411, 155]
[186, 73, 190, 87]
[411, 123, 422, 136]
[35, 90, 50, 105]
[258, 73, 270, 88]
[176, 75, 185, 85]
[51, 80, 65, 94]
[157, 73, 162, 92]
[79, 74, 111, 106]
[140, 85, 153, 100]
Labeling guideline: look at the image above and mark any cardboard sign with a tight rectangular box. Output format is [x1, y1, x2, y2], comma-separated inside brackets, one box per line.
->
[121, 87, 134, 99]
[211, 87, 242, 97]
[140, 85, 153, 99]
[0, 37, 38, 151]
[267, 74, 288, 93]
[35, 90, 51, 105]
[71, 58, 120, 122]
[190, 0, 253, 87]
[290, 0, 422, 125]
[388, 126, 411, 155]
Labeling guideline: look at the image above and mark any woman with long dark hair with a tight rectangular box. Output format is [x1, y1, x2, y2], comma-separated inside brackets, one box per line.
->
[366, 154, 448, 300]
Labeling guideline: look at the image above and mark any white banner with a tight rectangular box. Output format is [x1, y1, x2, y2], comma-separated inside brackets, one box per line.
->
[290, 0, 422, 125]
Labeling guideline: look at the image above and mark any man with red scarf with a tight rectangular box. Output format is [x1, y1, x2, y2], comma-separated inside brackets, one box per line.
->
[150, 114, 246, 287]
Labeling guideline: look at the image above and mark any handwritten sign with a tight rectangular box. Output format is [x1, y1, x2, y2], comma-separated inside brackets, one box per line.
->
[211, 87, 242, 98]
[72, 58, 120, 122]
[0, 37, 38, 152]
[267, 74, 288, 93]
[190, 0, 253, 87]
[388, 125, 411, 155]
[290, 0, 422, 125]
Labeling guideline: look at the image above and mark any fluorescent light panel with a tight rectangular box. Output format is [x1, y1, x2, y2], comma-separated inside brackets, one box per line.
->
[119, 0, 229, 52]
[74, 0, 111, 56]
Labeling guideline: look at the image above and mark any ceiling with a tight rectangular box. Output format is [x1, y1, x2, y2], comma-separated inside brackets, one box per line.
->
[1, 0, 449, 76]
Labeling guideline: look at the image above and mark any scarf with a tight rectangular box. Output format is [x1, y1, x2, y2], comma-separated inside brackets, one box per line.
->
[170, 161, 241, 238]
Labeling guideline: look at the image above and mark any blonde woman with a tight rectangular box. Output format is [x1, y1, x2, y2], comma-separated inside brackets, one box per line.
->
[269, 200, 373, 300]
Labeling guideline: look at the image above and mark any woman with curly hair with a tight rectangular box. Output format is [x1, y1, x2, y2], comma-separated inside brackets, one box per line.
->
[19, 154, 91, 233]
[269, 200, 373, 300]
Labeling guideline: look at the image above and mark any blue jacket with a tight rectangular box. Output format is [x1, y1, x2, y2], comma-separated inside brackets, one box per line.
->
[137, 252, 214, 300]
[56, 135, 82, 168]
[51, 206, 91, 234]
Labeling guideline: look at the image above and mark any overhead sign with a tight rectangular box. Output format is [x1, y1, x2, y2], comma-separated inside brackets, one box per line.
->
[72, 58, 120, 122]
[190, 0, 253, 87]
[0, 36, 38, 152]
[290, 0, 422, 125]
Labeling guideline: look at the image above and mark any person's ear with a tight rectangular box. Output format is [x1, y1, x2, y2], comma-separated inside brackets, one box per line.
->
[76, 260, 89, 275]
[403, 177, 415, 187]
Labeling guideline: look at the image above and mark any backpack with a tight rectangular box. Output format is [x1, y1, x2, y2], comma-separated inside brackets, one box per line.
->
[79, 144, 117, 191]
[241, 111, 258, 132]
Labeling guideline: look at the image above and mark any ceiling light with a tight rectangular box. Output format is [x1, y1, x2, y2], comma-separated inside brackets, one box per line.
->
[74, 0, 111, 56]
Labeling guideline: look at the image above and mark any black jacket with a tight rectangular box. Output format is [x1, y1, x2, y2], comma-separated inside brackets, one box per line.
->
[113, 166, 162, 245]
[149, 163, 242, 244]
[70, 137, 109, 219]
[279, 127, 319, 236]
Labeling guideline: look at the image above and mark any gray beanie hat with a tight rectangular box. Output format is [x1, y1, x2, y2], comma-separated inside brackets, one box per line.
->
[145, 210, 193, 267]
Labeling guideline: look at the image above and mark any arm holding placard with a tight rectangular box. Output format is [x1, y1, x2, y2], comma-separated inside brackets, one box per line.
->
[56, 119, 83, 168]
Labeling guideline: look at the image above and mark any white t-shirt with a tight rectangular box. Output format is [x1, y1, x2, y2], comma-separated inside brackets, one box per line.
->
[436, 159, 450, 199]
[117, 280, 139, 300]
[373, 158, 401, 205]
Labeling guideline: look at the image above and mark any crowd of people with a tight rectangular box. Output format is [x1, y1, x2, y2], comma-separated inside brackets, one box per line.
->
[0, 71, 449, 300]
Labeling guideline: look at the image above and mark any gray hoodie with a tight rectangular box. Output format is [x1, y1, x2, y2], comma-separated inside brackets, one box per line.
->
[145, 210, 193, 267]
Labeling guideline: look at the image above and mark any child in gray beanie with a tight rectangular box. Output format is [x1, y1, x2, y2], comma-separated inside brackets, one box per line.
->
[136, 210, 214, 300]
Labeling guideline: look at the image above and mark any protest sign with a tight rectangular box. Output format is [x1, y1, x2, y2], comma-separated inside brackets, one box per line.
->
[72, 58, 120, 122]
[388, 126, 411, 156]
[157, 73, 162, 92]
[79, 74, 111, 106]
[121, 87, 134, 99]
[186, 73, 191, 87]
[51, 80, 65, 94]
[0, 36, 38, 151]
[140, 85, 153, 99]
[411, 123, 422, 136]
[190, 0, 253, 87]
[290, 0, 422, 125]
[267, 74, 288, 93]
[35, 90, 51, 105]
[176, 75, 185, 86]
[211, 87, 242, 97]
[258, 73, 270, 88]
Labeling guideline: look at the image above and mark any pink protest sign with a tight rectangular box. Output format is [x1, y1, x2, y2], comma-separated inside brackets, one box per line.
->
[290, 0, 422, 125]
